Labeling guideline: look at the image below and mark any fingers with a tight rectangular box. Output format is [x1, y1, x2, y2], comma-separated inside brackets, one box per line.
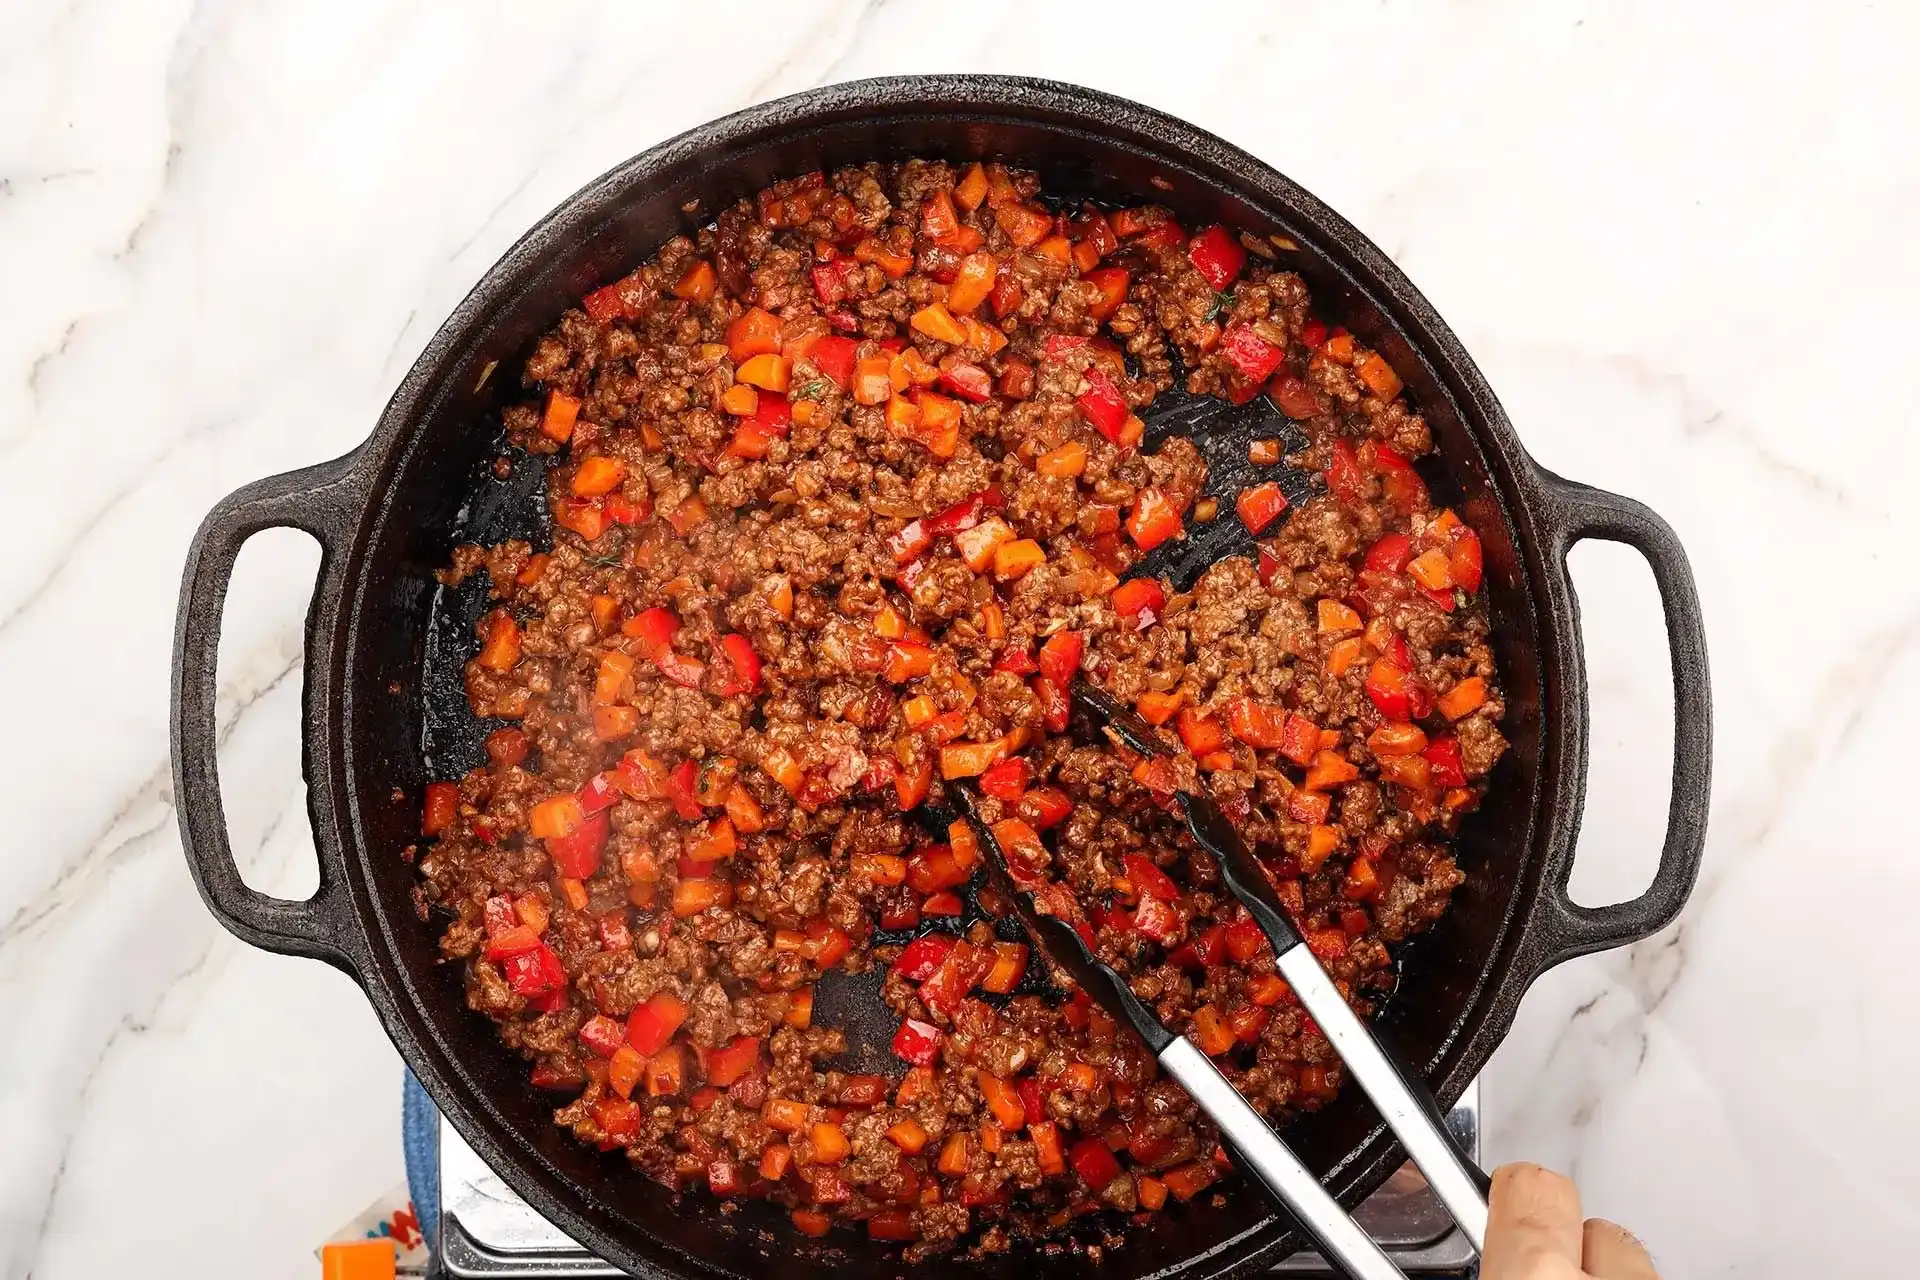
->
[1583, 1218, 1660, 1279]
[1481, 1163, 1585, 1278]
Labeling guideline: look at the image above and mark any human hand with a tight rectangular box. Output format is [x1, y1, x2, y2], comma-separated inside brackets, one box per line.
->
[1479, 1164, 1659, 1279]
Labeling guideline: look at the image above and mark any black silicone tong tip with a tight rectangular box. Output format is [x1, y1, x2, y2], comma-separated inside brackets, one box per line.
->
[947, 784, 1172, 1054]
[1068, 682, 1303, 952]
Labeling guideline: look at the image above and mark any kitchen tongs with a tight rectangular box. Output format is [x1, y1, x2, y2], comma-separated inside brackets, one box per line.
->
[1070, 684, 1491, 1247]
[943, 686, 1488, 1280]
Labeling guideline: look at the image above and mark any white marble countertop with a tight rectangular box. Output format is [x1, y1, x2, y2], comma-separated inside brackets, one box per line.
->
[6, 1, 1915, 1275]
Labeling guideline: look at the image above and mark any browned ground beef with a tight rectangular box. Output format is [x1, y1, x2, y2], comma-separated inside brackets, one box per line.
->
[413, 160, 1507, 1256]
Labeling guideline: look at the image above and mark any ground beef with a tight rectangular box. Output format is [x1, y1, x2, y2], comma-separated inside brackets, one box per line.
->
[412, 160, 1507, 1255]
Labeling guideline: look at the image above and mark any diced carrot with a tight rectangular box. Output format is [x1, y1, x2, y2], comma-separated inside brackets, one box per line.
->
[1035, 441, 1087, 477]
[948, 252, 997, 314]
[954, 163, 989, 211]
[1438, 676, 1488, 720]
[1136, 689, 1185, 725]
[571, 455, 627, 498]
[784, 987, 814, 1028]
[910, 303, 969, 345]
[938, 1132, 970, 1175]
[1326, 637, 1365, 677]
[1304, 750, 1361, 790]
[1137, 1174, 1168, 1210]
[736, 353, 792, 392]
[725, 307, 783, 364]
[1317, 599, 1362, 635]
[1305, 824, 1342, 869]
[670, 260, 715, 303]
[1191, 1005, 1236, 1056]
[886, 1117, 929, 1154]
[719, 383, 758, 416]
[763, 1098, 809, 1133]
[1355, 352, 1403, 399]
[790, 1209, 831, 1237]
[853, 355, 892, 405]
[477, 609, 522, 673]
[978, 1073, 1027, 1131]
[1163, 1161, 1217, 1201]
[809, 1123, 850, 1165]
[992, 539, 1045, 581]
[540, 391, 580, 443]
[760, 1143, 792, 1181]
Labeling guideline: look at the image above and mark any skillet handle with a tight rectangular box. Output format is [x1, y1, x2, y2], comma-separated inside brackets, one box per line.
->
[170, 451, 367, 976]
[1529, 469, 1712, 966]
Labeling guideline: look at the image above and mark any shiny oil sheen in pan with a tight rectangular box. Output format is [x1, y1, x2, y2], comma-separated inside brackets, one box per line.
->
[173, 75, 1710, 1280]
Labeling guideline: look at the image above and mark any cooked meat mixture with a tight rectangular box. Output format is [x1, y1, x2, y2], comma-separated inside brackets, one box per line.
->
[414, 160, 1507, 1255]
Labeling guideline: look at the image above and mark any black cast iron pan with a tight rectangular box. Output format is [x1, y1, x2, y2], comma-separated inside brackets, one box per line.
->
[171, 76, 1711, 1279]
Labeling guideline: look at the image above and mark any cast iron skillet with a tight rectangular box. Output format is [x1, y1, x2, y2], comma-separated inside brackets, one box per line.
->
[171, 76, 1711, 1278]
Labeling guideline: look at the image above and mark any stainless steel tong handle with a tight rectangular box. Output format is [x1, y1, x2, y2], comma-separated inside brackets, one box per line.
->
[1160, 1038, 1404, 1280]
[1273, 948, 1489, 1251]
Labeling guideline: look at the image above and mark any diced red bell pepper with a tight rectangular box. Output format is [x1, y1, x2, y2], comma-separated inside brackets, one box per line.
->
[1111, 577, 1165, 620]
[701, 1035, 762, 1087]
[580, 1014, 627, 1058]
[938, 362, 994, 403]
[919, 940, 987, 1016]
[1186, 225, 1246, 291]
[1126, 487, 1183, 552]
[1016, 786, 1073, 830]
[582, 271, 647, 325]
[626, 992, 687, 1056]
[810, 258, 859, 307]
[1017, 1076, 1047, 1128]
[1124, 853, 1181, 902]
[924, 891, 963, 915]
[1226, 697, 1288, 750]
[1447, 526, 1484, 593]
[1424, 735, 1468, 788]
[1038, 630, 1083, 685]
[1225, 917, 1268, 964]
[502, 944, 567, 998]
[1236, 482, 1288, 535]
[894, 932, 958, 982]
[579, 772, 620, 814]
[1364, 659, 1414, 720]
[1364, 532, 1415, 575]
[666, 759, 706, 821]
[1196, 923, 1230, 965]
[1082, 266, 1131, 322]
[809, 335, 857, 390]
[1070, 1135, 1124, 1189]
[713, 633, 762, 696]
[654, 649, 706, 689]
[1032, 675, 1070, 734]
[483, 924, 544, 961]
[1131, 893, 1183, 944]
[978, 757, 1030, 801]
[546, 809, 609, 879]
[892, 1017, 942, 1067]
[924, 493, 984, 536]
[1372, 443, 1429, 511]
[1270, 373, 1320, 420]
[994, 647, 1038, 675]
[1220, 324, 1285, 383]
[887, 519, 931, 565]
[1328, 438, 1366, 504]
[625, 606, 680, 657]
[1076, 368, 1130, 441]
